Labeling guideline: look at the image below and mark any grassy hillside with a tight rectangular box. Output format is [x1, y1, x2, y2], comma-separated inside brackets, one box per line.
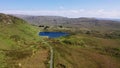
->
[1, 13, 120, 68]
[39, 24, 120, 68]
[46, 33, 120, 68]
[0, 13, 49, 68]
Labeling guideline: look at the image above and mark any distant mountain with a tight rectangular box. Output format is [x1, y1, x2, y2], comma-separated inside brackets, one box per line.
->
[12, 14, 120, 31]
[110, 19, 120, 22]
[12, 14, 69, 25]
[97, 18, 120, 22]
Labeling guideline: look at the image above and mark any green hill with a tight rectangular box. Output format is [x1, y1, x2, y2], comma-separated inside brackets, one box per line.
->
[0, 13, 49, 68]
[0, 13, 40, 49]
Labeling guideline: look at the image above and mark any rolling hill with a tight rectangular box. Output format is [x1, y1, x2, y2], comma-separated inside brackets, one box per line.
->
[1, 13, 120, 68]
[13, 14, 120, 31]
[13, 14, 120, 68]
[0, 13, 49, 68]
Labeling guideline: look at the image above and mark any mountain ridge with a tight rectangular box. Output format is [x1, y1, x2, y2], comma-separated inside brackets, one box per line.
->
[12, 14, 120, 31]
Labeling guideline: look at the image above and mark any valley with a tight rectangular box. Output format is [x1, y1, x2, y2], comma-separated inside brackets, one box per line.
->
[0, 13, 120, 68]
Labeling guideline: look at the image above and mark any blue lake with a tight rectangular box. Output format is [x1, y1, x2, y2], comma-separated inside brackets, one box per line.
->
[39, 32, 69, 38]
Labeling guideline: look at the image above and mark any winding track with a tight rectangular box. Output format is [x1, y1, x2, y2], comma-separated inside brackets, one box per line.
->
[42, 41, 54, 68]
[49, 46, 53, 68]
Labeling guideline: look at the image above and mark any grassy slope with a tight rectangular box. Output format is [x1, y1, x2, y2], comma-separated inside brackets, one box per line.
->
[0, 14, 49, 68]
[45, 34, 120, 68]
[1, 13, 120, 68]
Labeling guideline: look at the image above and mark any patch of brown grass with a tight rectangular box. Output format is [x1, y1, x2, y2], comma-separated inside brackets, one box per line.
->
[52, 34, 120, 68]
[16, 48, 49, 68]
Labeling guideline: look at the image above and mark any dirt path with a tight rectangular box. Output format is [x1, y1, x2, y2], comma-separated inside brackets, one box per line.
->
[49, 46, 53, 68]
[42, 41, 54, 68]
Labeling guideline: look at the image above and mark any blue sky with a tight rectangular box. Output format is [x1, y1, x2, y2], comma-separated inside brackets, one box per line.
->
[0, 0, 120, 18]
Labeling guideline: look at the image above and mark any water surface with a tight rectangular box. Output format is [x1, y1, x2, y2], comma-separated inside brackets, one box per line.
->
[39, 32, 69, 38]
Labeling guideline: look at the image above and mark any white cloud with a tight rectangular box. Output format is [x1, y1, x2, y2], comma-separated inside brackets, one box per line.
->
[0, 9, 120, 18]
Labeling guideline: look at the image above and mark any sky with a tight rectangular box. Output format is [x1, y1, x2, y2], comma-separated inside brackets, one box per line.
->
[0, 0, 120, 18]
